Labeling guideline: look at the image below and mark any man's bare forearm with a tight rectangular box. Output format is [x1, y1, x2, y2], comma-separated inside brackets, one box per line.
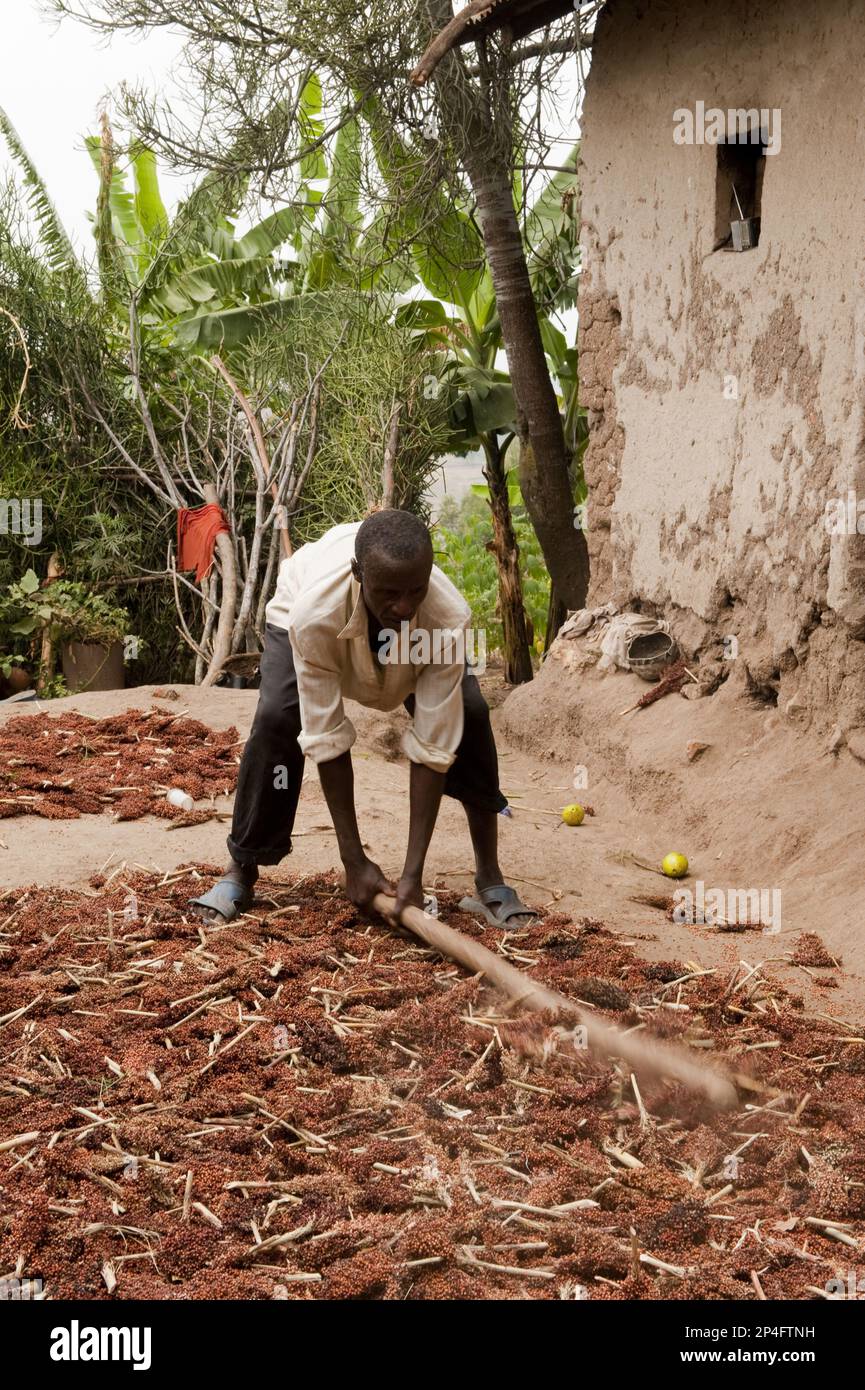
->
[317, 751, 394, 911]
[402, 761, 446, 883]
[317, 751, 364, 865]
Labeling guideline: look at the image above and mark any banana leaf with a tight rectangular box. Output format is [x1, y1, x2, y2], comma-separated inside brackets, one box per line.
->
[173, 289, 348, 351]
[304, 113, 363, 289]
[132, 145, 168, 240]
[359, 93, 484, 310]
[148, 254, 285, 315]
[298, 73, 328, 183]
[235, 202, 313, 260]
[85, 136, 143, 252]
[0, 105, 80, 275]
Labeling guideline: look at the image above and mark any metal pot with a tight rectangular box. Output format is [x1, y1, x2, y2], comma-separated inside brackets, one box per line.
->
[61, 640, 125, 694]
[627, 631, 678, 682]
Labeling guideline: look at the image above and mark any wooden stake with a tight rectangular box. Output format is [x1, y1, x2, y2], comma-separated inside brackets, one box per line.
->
[365, 889, 738, 1109]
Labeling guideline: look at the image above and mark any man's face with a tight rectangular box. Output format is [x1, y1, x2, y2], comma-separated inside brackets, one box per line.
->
[352, 549, 432, 630]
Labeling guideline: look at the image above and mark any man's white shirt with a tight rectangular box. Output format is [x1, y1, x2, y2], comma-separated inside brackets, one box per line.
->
[265, 522, 472, 772]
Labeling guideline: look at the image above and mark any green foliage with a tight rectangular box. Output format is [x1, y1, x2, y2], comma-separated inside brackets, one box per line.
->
[470, 474, 523, 509]
[0, 566, 126, 698]
[0, 110, 449, 684]
[358, 94, 485, 314]
[0, 651, 27, 680]
[0, 187, 184, 682]
[0, 59, 581, 686]
[244, 295, 449, 540]
[37, 672, 70, 699]
[0, 570, 129, 645]
[433, 490, 549, 657]
[523, 143, 581, 313]
[0, 105, 81, 276]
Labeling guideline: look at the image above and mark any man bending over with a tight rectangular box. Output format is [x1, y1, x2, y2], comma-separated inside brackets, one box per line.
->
[192, 510, 535, 927]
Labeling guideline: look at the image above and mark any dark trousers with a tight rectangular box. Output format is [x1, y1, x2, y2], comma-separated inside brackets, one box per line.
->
[227, 623, 507, 866]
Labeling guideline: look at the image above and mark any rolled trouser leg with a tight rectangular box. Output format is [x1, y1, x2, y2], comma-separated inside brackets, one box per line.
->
[227, 624, 305, 866]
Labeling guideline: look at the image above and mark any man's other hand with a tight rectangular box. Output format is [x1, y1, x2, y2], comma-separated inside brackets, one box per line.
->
[391, 872, 425, 923]
[343, 855, 394, 913]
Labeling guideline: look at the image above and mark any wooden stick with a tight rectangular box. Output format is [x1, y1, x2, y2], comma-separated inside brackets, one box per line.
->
[37, 553, 63, 694]
[199, 481, 237, 688]
[0, 304, 32, 429]
[381, 400, 401, 508]
[0, 1131, 40, 1152]
[211, 355, 292, 559]
[367, 891, 737, 1108]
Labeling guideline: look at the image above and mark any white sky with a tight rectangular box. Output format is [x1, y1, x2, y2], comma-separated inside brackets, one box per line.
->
[0, 0, 189, 253]
[1, 2, 585, 260]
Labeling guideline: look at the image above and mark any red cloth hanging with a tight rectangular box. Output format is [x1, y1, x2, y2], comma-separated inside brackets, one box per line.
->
[176, 504, 230, 583]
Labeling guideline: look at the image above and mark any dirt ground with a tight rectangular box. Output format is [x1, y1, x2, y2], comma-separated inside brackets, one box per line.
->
[3, 865, 864, 1301]
[1, 656, 861, 1020]
[2, 663, 864, 1300]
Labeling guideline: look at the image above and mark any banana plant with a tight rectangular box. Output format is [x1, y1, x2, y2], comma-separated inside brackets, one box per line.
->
[385, 138, 588, 668]
[0, 106, 299, 347]
[83, 124, 311, 346]
[362, 93, 581, 452]
[364, 111, 582, 682]
[0, 105, 82, 278]
[1, 85, 448, 355]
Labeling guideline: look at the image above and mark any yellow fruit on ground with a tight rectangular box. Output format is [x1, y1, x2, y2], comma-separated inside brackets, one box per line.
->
[561, 803, 585, 826]
[662, 851, 689, 878]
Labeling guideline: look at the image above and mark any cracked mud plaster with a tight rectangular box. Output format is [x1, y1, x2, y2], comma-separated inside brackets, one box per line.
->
[576, 0, 865, 724]
[577, 271, 625, 603]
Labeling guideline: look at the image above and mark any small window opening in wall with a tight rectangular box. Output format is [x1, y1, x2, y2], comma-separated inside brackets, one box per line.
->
[714, 125, 766, 251]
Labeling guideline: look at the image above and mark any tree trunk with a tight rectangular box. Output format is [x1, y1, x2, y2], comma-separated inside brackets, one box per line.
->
[463, 162, 589, 616]
[543, 581, 569, 654]
[483, 434, 533, 684]
[518, 436, 589, 625]
[36, 552, 63, 695]
[422, 0, 587, 619]
[381, 400, 401, 507]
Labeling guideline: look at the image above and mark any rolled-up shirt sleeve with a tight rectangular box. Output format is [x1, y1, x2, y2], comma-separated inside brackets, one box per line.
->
[289, 633, 357, 764]
[402, 639, 465, 773]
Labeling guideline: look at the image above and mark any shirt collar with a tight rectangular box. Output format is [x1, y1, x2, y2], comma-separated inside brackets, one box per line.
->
[337, 576, 368, 640]
[336, 574, 421, 643]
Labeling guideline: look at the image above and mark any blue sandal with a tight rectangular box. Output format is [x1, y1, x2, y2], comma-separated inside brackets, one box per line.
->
[458, 883, 538, 927]
[189, 876, 255, 922]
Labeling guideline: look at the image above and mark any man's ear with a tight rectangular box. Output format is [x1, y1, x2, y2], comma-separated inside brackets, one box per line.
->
[350, 557, 361, 582]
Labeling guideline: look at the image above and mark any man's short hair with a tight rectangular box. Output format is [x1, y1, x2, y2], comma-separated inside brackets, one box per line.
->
[355, 509, 432, 570]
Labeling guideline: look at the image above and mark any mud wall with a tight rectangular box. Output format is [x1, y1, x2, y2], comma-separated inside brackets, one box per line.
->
[578, 0, 865, 723]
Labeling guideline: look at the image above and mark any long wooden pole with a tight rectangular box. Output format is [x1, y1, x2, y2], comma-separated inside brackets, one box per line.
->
[369, 891, 737, 1109]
